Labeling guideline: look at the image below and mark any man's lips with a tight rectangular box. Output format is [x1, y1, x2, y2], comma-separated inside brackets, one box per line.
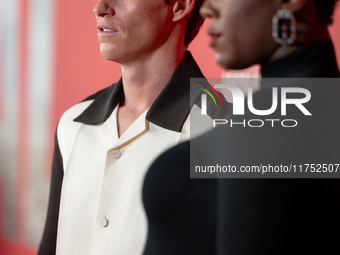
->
[97, 24, 118, 36]
[207, 29, 221, 47]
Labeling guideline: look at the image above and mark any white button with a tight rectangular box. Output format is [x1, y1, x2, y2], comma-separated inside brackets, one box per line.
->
[100, 217, 109, 227]
[111, 150, 121, 159]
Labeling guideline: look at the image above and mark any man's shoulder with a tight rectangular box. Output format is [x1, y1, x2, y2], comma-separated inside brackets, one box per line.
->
[60, 100, 94, 126]
[59, 82, 119, 125]
[59, 86, 109, 125]
[57, 83, 116, 134]
[55, 83, 117, 164]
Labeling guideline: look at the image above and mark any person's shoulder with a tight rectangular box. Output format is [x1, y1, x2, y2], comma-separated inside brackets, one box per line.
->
[56, 83, 116, 141]
[55, 83, 116, 164]
[55, 100, 92, 155]
[59, 83, 117, 126]
[145, 141, 190, 181]
[59, 100, 94, 127]
[152, 141, 190, 168]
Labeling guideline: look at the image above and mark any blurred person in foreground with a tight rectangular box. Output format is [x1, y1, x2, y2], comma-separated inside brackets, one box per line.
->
[38, 0, 228, 254]
[143, 0, 340, 254]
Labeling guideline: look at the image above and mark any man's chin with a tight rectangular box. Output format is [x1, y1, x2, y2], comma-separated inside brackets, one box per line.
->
[99, 51, 121, 62]
[99, 45, 120, 61]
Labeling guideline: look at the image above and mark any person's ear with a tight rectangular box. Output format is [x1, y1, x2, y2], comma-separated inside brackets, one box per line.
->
[172, 0, 195, 22]
[280, 0, 308, 13]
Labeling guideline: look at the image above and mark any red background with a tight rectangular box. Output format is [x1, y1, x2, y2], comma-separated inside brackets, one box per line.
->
[1, 1, 339, 254]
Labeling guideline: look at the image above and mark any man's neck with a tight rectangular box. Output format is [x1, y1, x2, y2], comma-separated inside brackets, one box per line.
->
[116, 44, 186, 137]
[121, 47, 186, 110]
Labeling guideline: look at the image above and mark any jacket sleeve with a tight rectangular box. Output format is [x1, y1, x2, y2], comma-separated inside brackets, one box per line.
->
[38, 130, 64, 255]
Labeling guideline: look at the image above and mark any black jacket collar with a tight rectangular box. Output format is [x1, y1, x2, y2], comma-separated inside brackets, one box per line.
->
[74, 51, 203, 132]
[261, 40, 340, 78]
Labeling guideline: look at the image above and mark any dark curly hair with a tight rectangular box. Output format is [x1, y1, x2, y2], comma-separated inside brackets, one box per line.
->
[314, 0, 339, 25]
[164, 0, 205, 47]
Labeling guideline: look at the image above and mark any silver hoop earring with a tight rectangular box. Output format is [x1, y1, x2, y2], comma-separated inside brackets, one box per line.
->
[272, 9, 297, 46]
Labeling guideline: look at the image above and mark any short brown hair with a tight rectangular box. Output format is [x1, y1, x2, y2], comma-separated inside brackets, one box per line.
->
[314, 0, 339, 25]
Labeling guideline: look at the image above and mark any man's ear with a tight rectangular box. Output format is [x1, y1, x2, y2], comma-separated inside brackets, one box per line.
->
[172, 0, 195, 22]
[280, 0, 308, 13]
